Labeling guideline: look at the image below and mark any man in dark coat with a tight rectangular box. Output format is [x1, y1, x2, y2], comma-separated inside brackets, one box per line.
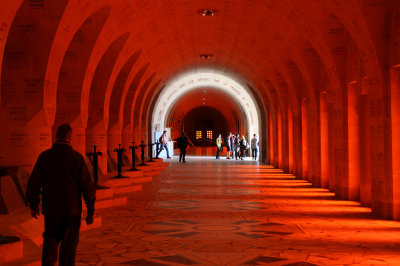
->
[177, 132, 191, 162]
[26, 124, 96, 266]
[176, 132, 194, 163]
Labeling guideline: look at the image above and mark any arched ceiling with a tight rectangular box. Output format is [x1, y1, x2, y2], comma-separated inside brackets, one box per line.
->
[168, 88, 243, 118]
[152, 71, 260, 140]
[0, 0, 388, 136]
[167, 88, 242, 132]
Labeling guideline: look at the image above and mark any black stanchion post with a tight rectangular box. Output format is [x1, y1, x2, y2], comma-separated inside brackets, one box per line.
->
[0, 157, 6, 178]
[87, 146, 109, 189]
[112, 144, 128, 178]
[155, 140, 160, 159]
[128, 141, 139, 171]
[147, 142, 155, 162]
[0, 168, 8, 178]
[139, 141, 148, 166]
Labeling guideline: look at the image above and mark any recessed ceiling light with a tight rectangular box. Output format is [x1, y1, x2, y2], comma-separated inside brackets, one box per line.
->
[200, 54, 212, 59]
[198, 9, 217, 16]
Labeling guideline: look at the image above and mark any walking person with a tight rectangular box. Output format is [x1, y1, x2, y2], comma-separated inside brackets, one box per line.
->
[157, 130, 171, 159]
[216, 134, 222, 159]
[26, 124, 96, 266]
[177, 132, 190, 162]
[251, 134, 259, 160]
[226, 133, 232, 159]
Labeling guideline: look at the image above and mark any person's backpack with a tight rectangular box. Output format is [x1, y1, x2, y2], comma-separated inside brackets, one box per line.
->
[159, 135, 163, 143]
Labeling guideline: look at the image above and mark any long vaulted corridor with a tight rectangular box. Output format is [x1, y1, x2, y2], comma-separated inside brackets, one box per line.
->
[2, 0, 400, 264]
[8, 158, 400, 265]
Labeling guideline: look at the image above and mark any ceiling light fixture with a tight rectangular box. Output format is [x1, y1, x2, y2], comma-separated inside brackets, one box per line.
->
[200, 54, 212, 59]
[198, 9, 217, 16]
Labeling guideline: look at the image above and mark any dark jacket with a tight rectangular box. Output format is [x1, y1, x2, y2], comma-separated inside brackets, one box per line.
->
[177, 136, 189, 149]
[26, 141, 96, 216]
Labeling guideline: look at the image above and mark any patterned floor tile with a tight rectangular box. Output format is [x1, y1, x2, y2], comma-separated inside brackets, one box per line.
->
[18, 157, 400, 265]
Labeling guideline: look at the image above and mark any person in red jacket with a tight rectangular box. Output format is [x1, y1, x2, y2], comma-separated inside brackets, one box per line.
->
[26, 124, 96, 266]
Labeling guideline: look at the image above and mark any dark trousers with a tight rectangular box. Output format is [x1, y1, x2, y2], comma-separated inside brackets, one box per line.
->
[216, 146, 221, 158]
[252, 148, 258, 159]
[179, 148, 186, 162]
[42, 215, 81, 266]
[239, 148, 246, 159]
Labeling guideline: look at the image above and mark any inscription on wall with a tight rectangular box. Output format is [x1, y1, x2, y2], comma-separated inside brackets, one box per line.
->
[10, 133, 29, 147]
[153, 72, 260, 141]
[29, 0, 45, 9]
[8, 107, 27, 121]
[24, 78, 41, 94]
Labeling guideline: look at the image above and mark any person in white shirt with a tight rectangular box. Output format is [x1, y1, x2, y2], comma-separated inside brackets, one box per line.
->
[251, 134, 259, 160]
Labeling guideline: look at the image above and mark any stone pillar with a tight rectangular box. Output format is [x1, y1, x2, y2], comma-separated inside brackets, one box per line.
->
[293, 107, 303, 179]
[301, 99, 309, 180]
[288, 105, 294, 174]
[272, 108, 279, 167]
[391, 67, 400, 219]
[268, 111, 274, 165]
[309, 103, 321, 187]
[320, 92, 329, 188]
[327, 100, 337, 192]
[347, 82, 360, 201]
[277, 109, 283, 169]
[280, 106, 289, 173]
[359, 92, 371, 206]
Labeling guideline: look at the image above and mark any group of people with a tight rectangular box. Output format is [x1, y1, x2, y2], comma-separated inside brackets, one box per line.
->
[174, 131, 259, 162]
[216, 133, 259, 161]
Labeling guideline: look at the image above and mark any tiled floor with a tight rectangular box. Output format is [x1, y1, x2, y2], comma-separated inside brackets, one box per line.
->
[71, 157, 400, 264]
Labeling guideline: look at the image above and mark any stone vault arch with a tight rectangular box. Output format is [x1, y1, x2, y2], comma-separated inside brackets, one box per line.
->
[152, 70, 261, 143]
